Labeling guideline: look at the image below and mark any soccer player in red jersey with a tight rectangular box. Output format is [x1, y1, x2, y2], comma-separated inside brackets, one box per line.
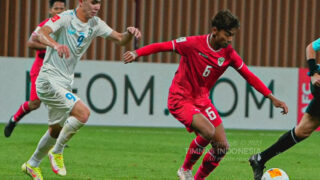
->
[4, 0, 66, 137]
[123, 10, 289, 180]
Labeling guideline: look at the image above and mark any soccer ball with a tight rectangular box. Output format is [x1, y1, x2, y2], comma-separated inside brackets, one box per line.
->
[262, 168, 289, 180]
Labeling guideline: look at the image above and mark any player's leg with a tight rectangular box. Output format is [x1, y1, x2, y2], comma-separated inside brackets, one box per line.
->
[4, 101, 31, 137]
[52, 100, 89, 154]
[168, 99, 214, 180]
[194, 123, 229, 180]
[22, 124, 61, 180]
[49, 100, 88, 176]
[177, 113, 214, 180]
[178, 113, 214, 179]
[12, 73, 40, 121]
[4, 74, 41, 137]
[27, 124, 61, 166]
[29, 99, 42, 110]
[174, 101, 221, 180]
[249, 113, 320, 180]
[259, 113, 319, 163]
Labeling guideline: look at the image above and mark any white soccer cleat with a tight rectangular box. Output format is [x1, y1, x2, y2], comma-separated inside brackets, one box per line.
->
[177, 167, 194, 180]
[48, 149, 67, 176]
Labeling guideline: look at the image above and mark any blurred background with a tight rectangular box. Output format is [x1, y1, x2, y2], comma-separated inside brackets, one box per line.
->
[1, 0, 320, 66]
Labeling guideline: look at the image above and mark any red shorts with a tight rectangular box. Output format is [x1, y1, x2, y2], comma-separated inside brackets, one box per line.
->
[168, 95, 222, 132]
[29, 57, 44, 101]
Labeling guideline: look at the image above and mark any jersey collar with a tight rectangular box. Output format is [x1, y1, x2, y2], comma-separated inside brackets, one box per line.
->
[207, 34, 221, 52]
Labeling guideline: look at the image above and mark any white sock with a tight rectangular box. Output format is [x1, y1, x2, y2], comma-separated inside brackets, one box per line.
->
[27, 130, 56, 167]
[52, 116, 84, 154]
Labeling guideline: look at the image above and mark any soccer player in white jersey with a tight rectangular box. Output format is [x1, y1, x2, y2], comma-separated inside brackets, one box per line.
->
[21, 0, 141, 179]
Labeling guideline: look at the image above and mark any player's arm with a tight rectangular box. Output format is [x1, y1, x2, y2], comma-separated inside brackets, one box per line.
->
[122, 41, 174, 64]
[306, 39, 320, 87]
[38, 26, 70, 58]
[26, 33, 47, 50]
[237, 65, 288, 114]
[229, 48, 289, 114]
[107, 27, 141, 46]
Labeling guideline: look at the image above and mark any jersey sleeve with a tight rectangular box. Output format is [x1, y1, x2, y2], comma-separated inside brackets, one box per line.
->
[229, 49, 271, 96]
[312, 38, 320, 51]
[33, 19, 50, 35]
[96, 18, 113, 38]
[44, 14, 69, 33]
[172, 37, 192, 56]
[229, 49, 244, 70]
[237, 64, 272, 96]
[136, 41, 174, 57]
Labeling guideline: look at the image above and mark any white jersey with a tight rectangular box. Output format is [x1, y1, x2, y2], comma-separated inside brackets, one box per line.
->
[41, 9, 113, 84]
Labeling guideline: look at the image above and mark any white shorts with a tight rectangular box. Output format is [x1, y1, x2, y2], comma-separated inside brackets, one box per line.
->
[36, 74, 80, 126]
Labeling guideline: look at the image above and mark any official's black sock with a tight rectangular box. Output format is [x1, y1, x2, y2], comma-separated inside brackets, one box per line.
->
[259, 128, 305, 165]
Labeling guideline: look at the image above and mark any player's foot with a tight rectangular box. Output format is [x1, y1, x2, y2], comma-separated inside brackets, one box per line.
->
[4, 116, 17, 137]
[249, 154, 265, 180]
[48, 149, 66, 176]
[177, 167, 193, 180]
[21, 162, 44, 180]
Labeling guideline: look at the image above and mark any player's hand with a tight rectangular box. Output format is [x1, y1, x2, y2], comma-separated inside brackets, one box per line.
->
[267, 94, 288, 115]
[31, 33, 40, 42]
[123, 51, 138, 64]
[311, 73, 320, 87]
[54, 44, 70, 59]
[126, 27, 141, 39]
[273, 100, 288, 115]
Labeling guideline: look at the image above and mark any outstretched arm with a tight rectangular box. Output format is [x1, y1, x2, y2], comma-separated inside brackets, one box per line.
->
[123, 41, 174, 64]
[108, 27, 141, 46]
[238, 64, 288, 114]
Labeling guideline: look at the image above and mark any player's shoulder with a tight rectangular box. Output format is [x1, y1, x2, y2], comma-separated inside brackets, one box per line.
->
[88, 16, 103, 26]
[224, 44, 236, 54]
[60, 9, 75, 16]
[54, 10, 74, 21]
[38, 18, 50, 27]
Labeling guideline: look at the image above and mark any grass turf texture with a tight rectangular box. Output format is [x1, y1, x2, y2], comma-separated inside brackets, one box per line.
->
[0, 124, 319, 180]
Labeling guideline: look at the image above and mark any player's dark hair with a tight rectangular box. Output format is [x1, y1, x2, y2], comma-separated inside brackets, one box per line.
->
[211, 9, 240, 31]
[49, 0, 66, 8]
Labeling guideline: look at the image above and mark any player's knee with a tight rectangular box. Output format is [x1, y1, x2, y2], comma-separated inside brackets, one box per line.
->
[49, 126, 62, 138]
[77, 107, 91, 123]
[223, 142, 230, 153]
[29, 100, 41, 110]
[212, 142, 229, 155]
[295, 128, 312, 139]
[72, 102, 91, 123]
[202, 128, 215, 141]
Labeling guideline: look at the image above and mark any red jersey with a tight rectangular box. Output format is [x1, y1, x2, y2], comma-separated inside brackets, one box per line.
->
[30, 18, 49, 77]
[170, 34, 244, 100]
[136, 34, 271, 102]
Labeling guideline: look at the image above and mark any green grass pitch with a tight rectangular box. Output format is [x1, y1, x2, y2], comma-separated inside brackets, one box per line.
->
[0, 124, 319, 180]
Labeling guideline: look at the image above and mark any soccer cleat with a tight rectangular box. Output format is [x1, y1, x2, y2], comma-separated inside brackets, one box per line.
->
[177, 167, 194, 180]
[48, 149, 67, 176]
[4, 116, 17, 137]
[21, 162, 43, 180]
[249, 154, 265, 180]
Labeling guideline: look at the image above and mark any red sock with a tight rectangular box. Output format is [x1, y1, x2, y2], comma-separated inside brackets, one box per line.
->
[194, 148, 225, 180]
[182, 136, 210, 170]
[13, 101, 30, 122]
